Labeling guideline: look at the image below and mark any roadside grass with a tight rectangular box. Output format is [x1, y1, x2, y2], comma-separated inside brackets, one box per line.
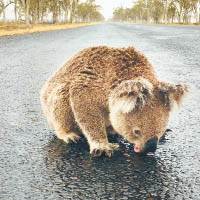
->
[0, 22, 100, 37]
[156, 22, 200, 26]
[117, 21, 200, 26]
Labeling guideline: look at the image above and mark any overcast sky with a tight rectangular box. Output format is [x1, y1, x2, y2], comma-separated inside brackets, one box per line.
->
[94, 0, 133, 19]
[6, 0, 133, 20]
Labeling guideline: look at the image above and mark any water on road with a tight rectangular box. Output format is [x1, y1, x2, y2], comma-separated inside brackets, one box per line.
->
[0, 23, 200, 199]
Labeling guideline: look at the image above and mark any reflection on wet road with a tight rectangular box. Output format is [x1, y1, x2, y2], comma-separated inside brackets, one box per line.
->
[0, 23, 200, 199]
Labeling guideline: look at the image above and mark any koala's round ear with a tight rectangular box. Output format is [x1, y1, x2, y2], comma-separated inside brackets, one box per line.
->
[157, 82, 189, 111]
[109, 78, 153, 113]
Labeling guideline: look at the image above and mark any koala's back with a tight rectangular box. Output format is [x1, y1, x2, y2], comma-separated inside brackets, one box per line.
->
[41, 46, 158, 105]
[49, 46, 158, 89]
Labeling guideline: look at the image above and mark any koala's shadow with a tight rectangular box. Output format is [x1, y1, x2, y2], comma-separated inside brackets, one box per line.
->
[43, 133, 172, 199]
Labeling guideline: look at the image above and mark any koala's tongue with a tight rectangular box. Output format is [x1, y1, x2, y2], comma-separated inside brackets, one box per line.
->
[134, 146, 141, 153]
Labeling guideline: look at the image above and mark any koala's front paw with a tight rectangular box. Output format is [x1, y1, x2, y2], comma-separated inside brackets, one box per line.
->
[90, 142, 119, 158]
[56, 131, 80, 144]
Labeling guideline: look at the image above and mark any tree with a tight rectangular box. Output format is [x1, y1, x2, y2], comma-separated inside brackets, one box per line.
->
[151, 0, 164, 23]
[168, 1, 176, 23]
[113, 7, 124, 22]
[162, 0, 173, 23]
[190, 0, 200, 23]
[173, 0, 191, 23]
[77, 2, 90, 22]
[112, 0, 200, 24]
[0, 0, 13, 22]
[69, 0, 79, 23]
[77, 0, 103, 22]
[61, 0, 71, 22]
[16, 0, 31, 26]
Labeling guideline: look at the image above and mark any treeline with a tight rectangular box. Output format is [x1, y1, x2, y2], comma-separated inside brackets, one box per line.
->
[112, 0, 200, 24]
[0, 0, 104, 25]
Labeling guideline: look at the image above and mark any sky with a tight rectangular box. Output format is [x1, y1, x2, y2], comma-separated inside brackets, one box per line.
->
[93, 0, 133, 19]
[5, 0, 134, 20]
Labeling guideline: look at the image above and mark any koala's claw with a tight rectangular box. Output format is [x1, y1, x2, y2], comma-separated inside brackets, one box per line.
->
[91, 149, 103, 157]
[90, 143, 119, 158]
[91, 148, 114, 158]
[106, 150, 114, 158]
[163, 128, 172, 137]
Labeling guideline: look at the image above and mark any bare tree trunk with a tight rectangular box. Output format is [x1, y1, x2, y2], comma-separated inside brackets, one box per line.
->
[147, 9, 150, 24]
[177, 13, 181, 23]
[195, 11, 198, 24]
[70, 8, 73, 23]
[3, 9, 5, 23]
[34, 0, 40, 24]
[41, 13, 44, 23]
[40, 0, 44, 23]
[14, 0, 17, 22]
[0, 1, 13, 23]
[64, 10, 68, 23]
[192, 5, 198, 24]
[164, 13, 168, 24]
[63, 4, 69, 23]
[183, 14, 186, 23]
[70, 0, 79, 23]
[199, 7, 200, 24]
[22, 0, 30, 26]
[25, 0, 30, 26]
[18, 6, 22, 21]
[53, 12, 58, 24]
[183, 13, 190, 24]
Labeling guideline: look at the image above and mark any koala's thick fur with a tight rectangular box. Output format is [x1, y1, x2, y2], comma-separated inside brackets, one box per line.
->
[40, 46, 188, 157]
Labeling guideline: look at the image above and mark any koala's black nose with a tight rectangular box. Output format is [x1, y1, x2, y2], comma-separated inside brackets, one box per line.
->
[143, 137, 158, 154]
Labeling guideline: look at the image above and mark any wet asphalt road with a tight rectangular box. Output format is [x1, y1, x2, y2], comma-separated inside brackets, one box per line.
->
[0, 23, 200, 200]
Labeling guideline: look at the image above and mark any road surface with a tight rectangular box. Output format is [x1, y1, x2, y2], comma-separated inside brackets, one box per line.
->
[0, 23, 200, 200]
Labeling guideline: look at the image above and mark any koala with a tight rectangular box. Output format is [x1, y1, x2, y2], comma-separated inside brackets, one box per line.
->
[40, 46, 188, 157]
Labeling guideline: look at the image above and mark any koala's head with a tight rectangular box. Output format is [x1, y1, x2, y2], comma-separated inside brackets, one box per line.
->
[109, 78, 189, 155]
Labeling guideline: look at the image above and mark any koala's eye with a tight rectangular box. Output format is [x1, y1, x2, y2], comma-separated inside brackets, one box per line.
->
[135, 130, 141, 135]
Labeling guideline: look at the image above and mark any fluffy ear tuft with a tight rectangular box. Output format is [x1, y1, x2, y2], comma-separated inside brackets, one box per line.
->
[109, 78, 153, 113]
[157, 82, 189, 111]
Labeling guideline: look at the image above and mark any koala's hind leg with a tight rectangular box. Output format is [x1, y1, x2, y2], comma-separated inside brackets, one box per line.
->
[46, 87, 80, 144]
[70, 86, 119, 157]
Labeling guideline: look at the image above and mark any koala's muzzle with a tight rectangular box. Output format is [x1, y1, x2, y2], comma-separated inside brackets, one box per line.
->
[134, 137, 158, 155]
[143, 137, 158, 154]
